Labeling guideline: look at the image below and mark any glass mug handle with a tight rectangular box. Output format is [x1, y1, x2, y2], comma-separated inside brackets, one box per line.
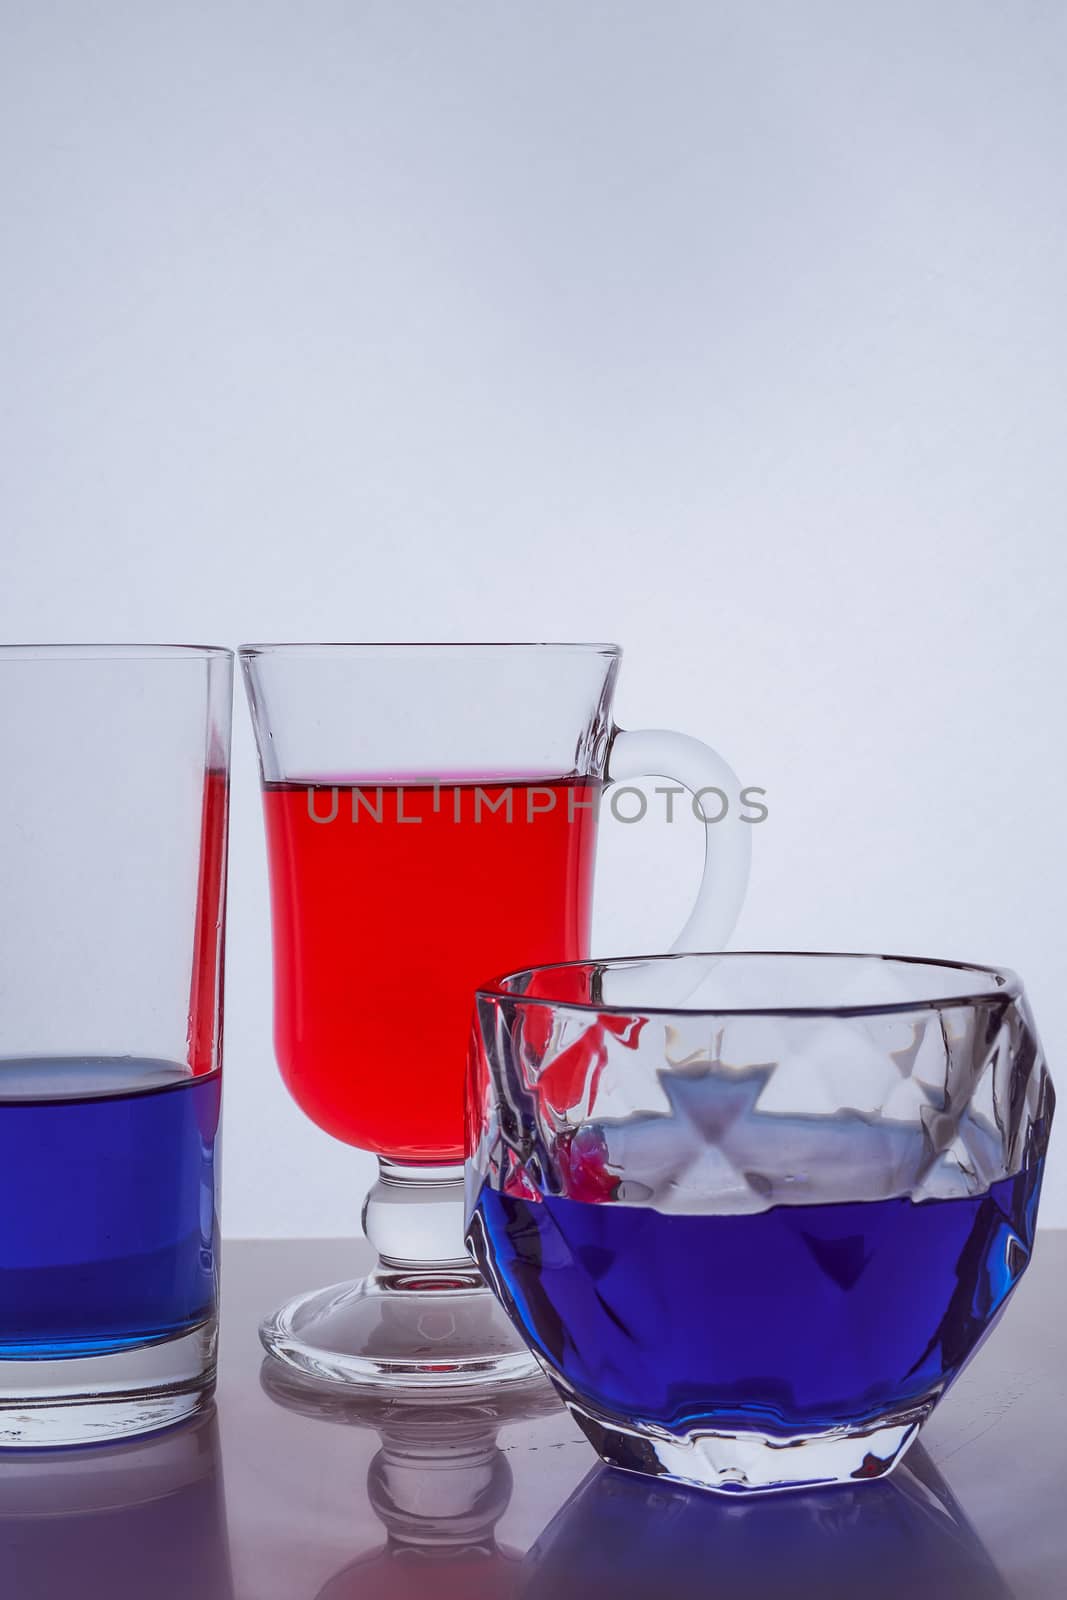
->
[606, 728, 751, 950]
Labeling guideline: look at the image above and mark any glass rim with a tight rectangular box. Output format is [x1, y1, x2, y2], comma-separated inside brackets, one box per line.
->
[238, 640, 622, 659]
[476, 951, 1024, 1019]
[0, 643, 232, 661]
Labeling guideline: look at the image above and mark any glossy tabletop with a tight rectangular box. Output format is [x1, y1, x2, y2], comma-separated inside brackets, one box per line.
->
[2, 1233, 1065, 1599]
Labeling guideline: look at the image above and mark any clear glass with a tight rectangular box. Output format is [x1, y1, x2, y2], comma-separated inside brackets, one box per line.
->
[0, 644, 232, 1445]
[466, 952, 1055, 1494]
[240, 642, 751, 1388]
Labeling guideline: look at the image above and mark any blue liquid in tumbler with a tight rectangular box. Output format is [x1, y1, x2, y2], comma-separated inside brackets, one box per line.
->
[0, 1059, 220, 1357]
[472, 1161, 1042, 1436]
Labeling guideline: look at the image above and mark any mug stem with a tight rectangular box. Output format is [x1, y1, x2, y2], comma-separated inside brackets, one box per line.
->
[363, 1159, 476, 1278]
[259, 1153, 537, 1385]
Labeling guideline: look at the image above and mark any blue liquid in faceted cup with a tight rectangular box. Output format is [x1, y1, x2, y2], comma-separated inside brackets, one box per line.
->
[473, 1161, 1043, 1439]
[0, 1059, 220, 1357]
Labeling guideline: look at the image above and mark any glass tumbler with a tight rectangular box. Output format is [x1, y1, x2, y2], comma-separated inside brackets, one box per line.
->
[0, 644, 232, 1445]
[467, 952, 1054, 1493]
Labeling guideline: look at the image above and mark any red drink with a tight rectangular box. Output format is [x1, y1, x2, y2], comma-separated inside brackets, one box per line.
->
[262, 777, 601, 1161]
[187, 766, 229, 1077]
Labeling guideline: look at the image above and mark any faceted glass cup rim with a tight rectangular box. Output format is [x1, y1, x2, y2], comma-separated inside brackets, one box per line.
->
[476, 951, 1024, 1019]
[0, 643, 232, 661]
[238, 640, 622, 659]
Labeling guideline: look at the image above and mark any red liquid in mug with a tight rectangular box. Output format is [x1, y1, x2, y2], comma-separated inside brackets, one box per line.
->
[263, 777, 601, 1161]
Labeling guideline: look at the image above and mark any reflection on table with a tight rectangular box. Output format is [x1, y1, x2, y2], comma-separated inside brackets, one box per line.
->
[0, 1409, 234, 1600]
[522, 1444, 1013, 1600]
[260, 1358, 560, 1599]
[260, 1354, 1011, 1600]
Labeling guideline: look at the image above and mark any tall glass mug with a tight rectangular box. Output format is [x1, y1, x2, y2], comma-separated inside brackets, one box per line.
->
[0, 645, 231, 1444]
[241, 642, 750, 1388]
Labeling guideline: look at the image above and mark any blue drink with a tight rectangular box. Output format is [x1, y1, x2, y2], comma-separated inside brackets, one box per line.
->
[0, 1059, 220, 1357]
[470, 1159, 1043, 1438]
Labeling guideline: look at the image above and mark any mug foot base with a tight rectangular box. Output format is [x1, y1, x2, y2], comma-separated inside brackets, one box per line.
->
[260, 1268, 540, 1390]
[566, 1393, 930, 1496]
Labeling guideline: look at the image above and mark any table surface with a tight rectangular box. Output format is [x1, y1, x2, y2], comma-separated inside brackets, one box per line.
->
[2, 1233, 1064, 1599]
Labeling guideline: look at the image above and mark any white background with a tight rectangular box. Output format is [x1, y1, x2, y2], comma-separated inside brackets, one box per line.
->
[2, 2, 1064, 1232]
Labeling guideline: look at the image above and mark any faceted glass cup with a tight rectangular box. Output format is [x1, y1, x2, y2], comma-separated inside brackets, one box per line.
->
[466, 953, 1054, 1494]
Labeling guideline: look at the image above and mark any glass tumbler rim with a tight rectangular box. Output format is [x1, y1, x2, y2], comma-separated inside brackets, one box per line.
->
[237, 640, 622, 659]
[0, 643, 232, 662]
[475, 950, 1025, 1020]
